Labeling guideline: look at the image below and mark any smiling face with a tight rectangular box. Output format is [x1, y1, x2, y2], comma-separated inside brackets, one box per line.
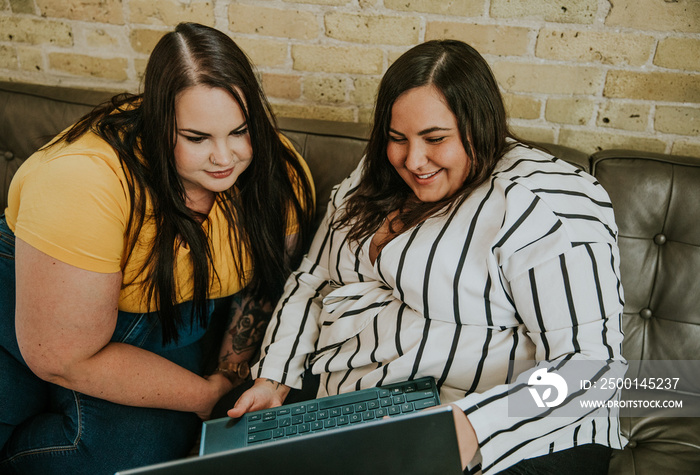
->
[173, 85, 253, 210]
[387, 85, 471, 203]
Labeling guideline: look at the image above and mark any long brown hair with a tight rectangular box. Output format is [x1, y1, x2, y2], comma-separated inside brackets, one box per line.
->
[55, 23, 314, 343]
[334, 40, 514, 242]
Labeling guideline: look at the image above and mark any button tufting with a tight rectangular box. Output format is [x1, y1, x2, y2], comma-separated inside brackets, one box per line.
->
[3, 151, 14, 160]
[653, 233, 667, 245]
[627, 440, 637, 449]
[640, 308, 653, 320]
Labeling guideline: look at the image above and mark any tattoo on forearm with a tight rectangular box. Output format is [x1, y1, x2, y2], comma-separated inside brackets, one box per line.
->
[225, 297, 273, 356]
[265, 379, 282, 390]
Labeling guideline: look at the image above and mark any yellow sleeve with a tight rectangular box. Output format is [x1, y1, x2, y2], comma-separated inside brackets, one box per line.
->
[10, 140, 130, 274]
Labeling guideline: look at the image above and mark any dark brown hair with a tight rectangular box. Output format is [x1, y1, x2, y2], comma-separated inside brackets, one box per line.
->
[334, 39, 515, 242]
[57, 23, 314, 343]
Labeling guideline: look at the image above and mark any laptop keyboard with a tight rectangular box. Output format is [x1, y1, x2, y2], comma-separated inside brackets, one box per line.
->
[244, 377, 440, 445]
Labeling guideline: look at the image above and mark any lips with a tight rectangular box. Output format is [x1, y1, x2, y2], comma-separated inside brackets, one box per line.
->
[414, 169, 441, 180]
[206, 168, 234, 179]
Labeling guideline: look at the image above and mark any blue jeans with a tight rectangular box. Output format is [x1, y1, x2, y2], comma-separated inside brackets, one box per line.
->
[0, 215, 217, 474]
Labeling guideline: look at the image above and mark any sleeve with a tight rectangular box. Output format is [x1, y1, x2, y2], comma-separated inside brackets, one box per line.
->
[252, 165, 357, 388]
[453, 183, 626, 473]
[12, 153, 129, 274]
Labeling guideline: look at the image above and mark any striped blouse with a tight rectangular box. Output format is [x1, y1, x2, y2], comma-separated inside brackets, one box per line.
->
[254, 143, 627, 473]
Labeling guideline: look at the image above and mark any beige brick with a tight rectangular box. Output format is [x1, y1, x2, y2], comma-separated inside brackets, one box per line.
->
[270, 103, 355, 122]
[130, 0, 214, 27]
[283, 0, 349, 4]
[671, 140, 700, 158]
[493, 62, 604, 95]
[0, 17, 73, 46]
[10, 0, 35, 14]
[425, 22, 530, 56]
[292, 45, 383, 74]
[262, 74, 301, 100]
[234, 37, 289, 67]
[509, 124, 556, 144]
[36, 0, 124, 24]
[130, 29, 166, 55]
[385, 0, 483, 16]
[597, 102, 650, 132]
[351, 76, 380, 106]
[359, 0, 380, 7]
[503, 93, 541, 120]
[491, 0, 597, 24]
[134, 58, 148, 82]
[325, 12, 419, 46]
[559, 128, 666, 154]
[229, 4, 317, 40]
[49, 52, 128, 81]
[536, 29, 654, 66]
[655, 106, 700, 136]
[85, 28, 121, 49]
[358, 107, 374, 125]
[304, 76, 347, 104]
[604, 71, 700, 103]
[233, 37, 288, 68]
[0, 45, 17, 69]
[606, 0, 700, 33]
[16, 45, 44, 72]
[545, 97, 596, 125]
[654, 37, 700, 72]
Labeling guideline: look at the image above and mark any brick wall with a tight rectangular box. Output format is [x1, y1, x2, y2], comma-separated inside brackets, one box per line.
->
[1, 0, 698, 156]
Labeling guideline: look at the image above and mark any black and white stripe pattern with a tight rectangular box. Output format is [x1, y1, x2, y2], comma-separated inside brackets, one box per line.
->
[255, 144, 626, 473]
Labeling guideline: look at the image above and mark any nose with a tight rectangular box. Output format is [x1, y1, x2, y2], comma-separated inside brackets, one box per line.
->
[404, 140, 428, 171]
[211, 139, 233, 166]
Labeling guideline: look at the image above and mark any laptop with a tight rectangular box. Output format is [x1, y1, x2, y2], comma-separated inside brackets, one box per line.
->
[114, 378, 463, 475]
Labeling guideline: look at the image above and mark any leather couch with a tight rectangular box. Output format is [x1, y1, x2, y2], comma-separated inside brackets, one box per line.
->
[2, 80, 699, 474]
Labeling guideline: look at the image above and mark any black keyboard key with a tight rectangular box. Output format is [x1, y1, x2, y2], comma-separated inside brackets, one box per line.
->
[392, 395, 405, 404]
[272, 428, 285, 438]
[291, 406, 305, 415]
[311, 421, 324, 431]
[349, 413, 362, 423]
[330, 408, 341, 417]
[279, 418, 291, 427]
[324, 419, 337, 428]
[414, 398, 438, 409]
[362, 411, 375, 421]
[401, 403, 414, 413]
[292, 415, 303, 425]
[337, 415, 349, 425]
[319, 390, 378, 410]
[248, 420, 278, 433]
[299, 423, 310, 433]
[285, 426, 297, 436]
[248, 430, 272, 443]
[406, 389, 435, 402]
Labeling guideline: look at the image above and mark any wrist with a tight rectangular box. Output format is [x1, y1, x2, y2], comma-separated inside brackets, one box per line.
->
[214, 360, 250, 385]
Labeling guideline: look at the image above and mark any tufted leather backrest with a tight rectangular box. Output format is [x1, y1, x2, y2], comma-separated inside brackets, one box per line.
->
[0, 82, 116, 211]
[592, 151, 700, 367]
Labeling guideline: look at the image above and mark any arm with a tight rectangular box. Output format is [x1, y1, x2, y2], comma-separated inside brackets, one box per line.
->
[15, 239, 232, 420]
[452, 242, 625, 472]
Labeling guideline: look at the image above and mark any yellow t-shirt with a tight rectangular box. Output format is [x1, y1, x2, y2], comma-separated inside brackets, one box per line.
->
[5, 130, 312, 313]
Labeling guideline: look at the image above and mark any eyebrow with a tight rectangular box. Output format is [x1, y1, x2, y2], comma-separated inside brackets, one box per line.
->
[389, 126, 453, 136]
[178, 121, 248, 136]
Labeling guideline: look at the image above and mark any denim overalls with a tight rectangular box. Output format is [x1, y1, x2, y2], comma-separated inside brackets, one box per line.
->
[0, 215, 216, 474]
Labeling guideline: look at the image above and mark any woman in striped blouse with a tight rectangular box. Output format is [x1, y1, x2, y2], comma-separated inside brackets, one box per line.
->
[229, 40, 626, 474]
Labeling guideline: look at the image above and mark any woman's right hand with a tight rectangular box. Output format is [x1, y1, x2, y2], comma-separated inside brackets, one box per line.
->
[227, 378, 290, 418]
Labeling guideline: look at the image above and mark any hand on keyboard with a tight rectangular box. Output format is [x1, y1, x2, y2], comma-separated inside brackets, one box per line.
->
[228, 378, 291, 419]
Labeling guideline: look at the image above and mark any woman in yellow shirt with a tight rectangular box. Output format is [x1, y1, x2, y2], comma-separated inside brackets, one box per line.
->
[0, 22, 314, 475]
